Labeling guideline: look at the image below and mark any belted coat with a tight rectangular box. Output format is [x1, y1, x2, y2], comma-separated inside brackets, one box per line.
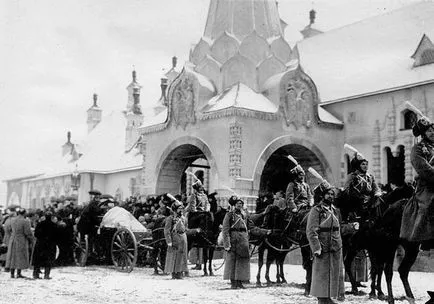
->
[306, 202, 343, 298]
[401, 139, 434, 242]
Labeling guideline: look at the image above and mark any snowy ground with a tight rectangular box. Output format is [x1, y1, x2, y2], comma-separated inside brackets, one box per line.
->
[0, 261, 432, 304]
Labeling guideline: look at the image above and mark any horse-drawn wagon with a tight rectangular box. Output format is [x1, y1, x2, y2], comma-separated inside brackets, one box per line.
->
[73, 206, 165, 273]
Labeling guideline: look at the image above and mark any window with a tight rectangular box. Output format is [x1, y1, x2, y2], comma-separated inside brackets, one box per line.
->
[402, 110, 417, 130]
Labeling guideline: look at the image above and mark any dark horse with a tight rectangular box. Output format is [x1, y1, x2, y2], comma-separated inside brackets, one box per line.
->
[250, 205, 312, 295]
[335, 184, 417, 304]
[187, 208, 226, 276]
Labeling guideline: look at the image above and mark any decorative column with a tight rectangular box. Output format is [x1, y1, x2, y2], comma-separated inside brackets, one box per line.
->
[387, 101, 397, 145]
[139, 140, 147, 193]
[404, 135, 414, 182]
[229, 122, 242, 178]
[372, 120, 382, 182]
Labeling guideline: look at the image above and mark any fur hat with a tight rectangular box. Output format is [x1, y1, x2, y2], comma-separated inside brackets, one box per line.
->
[287, 155, 304, 175]
[344, 144, 367, 172]
[89, 189, 102, 196]
[192, 179, 203, 191]
[228, 195, 243, 206]
[412, 117, 433, 137]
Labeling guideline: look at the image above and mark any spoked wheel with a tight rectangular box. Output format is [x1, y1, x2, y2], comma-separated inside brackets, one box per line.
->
[111, 228, 138, 273]
[73, 233, 89, 267]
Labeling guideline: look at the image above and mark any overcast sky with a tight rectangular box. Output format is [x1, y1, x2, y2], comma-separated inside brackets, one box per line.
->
[0, 0, 424, 203]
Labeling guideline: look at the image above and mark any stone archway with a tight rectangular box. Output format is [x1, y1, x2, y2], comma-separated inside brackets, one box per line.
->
[155, 137, 217, 195]
[253, 135, 333, 196]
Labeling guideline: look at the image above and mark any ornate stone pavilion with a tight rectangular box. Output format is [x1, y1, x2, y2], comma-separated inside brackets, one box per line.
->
[5, 0, 434, 211]
[137, 0, 344, 209]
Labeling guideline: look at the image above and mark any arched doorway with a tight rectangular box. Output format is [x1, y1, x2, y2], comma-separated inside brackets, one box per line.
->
[385, 145, 405, 186]
[259, 144, 326, 196]
[156, 144, 211, 195]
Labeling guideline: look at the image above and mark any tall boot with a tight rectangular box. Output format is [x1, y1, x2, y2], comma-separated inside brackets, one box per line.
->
[230, 280, 237, 289]
[16, 269, 24, 278]
[317, 298, 328, 304]
[44, 267, 51, 280]
[237, 280, 245, 289]
[33, 267, 41, 279]
[10, 269, 15, 279]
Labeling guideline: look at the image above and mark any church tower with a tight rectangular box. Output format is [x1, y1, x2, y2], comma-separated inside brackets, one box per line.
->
[87, 93, 102, 133]
[125, 70, 144, 150]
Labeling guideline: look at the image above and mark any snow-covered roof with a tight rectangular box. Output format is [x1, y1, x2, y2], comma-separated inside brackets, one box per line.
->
[76, 111, 142, 173]
[202, 82, 278, 113]
[297, 1, 434, 103]
[317, 105, 344, 125]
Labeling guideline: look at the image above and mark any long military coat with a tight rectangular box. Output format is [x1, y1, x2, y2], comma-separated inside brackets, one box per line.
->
[306, 202, 343, 298]
[164, 214, 188, 274]
[6, 215, 35, 269]
[222, 209, 251, 281]
[401, 139, 434, 242]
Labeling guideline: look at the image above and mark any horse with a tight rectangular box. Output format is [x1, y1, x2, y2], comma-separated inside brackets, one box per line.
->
[367, 198, 420, 304]
[335, 183, 415, 301]
[250, 205, 313, 295]
[187, 208, 226, 276]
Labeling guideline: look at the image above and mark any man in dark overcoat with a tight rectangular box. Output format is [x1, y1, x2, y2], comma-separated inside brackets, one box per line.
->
[32, 212, 60, 279]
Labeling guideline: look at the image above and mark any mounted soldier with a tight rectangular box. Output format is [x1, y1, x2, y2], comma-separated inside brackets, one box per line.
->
[401, 116, 434, 250]
[286, 155, 314, 213]
[262, 154, 313, 227]
[343, 144, 382, 223]
[185, 178, 210, 214]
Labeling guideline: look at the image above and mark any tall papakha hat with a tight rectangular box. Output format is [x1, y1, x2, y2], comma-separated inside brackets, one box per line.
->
[287, 155, 304, 175]
[404, 102, 433, 137]
[344, 143, 367, 172]
[308, 167, 332, 197]
[187, 171, 203, 191]
[167, 193, 183, 210]
[413, 117, 433, 137]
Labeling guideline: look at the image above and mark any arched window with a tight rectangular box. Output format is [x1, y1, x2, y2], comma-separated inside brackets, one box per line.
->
[403, 110, 417, 130]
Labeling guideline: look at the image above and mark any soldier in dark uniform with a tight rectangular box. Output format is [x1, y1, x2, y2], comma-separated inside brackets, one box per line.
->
[401, 117, 434, 249]
[343, 145, 381, 223]
[76, 190, 103, 256]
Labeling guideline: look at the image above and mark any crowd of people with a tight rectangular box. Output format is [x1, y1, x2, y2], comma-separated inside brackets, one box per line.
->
[0, 116, 433, 304]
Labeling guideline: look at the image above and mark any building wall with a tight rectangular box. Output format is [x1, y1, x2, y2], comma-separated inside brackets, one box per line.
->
[324, 83, 434, 185]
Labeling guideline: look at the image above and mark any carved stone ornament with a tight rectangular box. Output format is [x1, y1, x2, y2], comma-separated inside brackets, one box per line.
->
[171, 76, 196, 130]
[282, 78, 313, 129]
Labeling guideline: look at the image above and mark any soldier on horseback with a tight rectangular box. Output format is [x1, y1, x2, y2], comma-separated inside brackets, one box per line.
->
[343, 144, 382, 223]
[262, 155, 313, 227]
[401, 116, 434, 250]
[185, 180, 210, 213]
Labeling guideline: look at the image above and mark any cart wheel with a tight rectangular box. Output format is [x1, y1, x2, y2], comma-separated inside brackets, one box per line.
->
[73, 233, 88, 267]
[111, 228, 138, 273]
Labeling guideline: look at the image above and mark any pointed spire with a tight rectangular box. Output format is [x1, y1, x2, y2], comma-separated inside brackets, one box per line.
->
[132, 70, 137, 82]
[159, 77, 168, 106]
[93, 93, 98, 107]
[203, 0, 283, 40]
[309, 9, 316, 25]
[67, 131, 71, 144]
[172, 56, 177, 69]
